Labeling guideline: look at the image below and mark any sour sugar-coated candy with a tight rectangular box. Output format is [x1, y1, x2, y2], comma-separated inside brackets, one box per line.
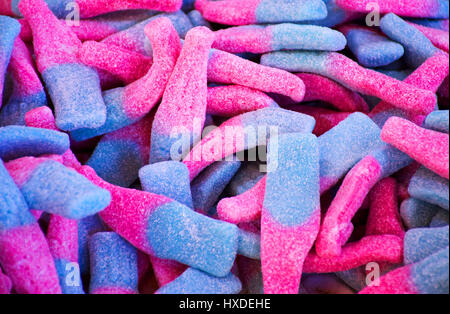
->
[408, 166, 449, 210]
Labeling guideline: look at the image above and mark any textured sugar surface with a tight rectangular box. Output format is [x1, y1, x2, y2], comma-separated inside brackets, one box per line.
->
[424, 110, 449, 133]
[400, 198, 442, 229]
[409, 166, 449, 210]
[404, 226, 449, 265]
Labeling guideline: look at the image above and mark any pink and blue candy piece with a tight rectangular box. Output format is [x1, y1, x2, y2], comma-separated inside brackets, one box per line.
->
[0, 125, 69, 161]
[0, 15, 20, 108]
[156, 267, 242, 294]
[262, 133, 320, 294]
[89, 232, 139, 294]
[5, 157, 111, 219]
[409, 166, 449, 210]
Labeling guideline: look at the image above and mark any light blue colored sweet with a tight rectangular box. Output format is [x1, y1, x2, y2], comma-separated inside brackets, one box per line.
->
[0, 126, 70, 161]
[156, 267, 242, 294]
[409, 166, 449, 210]
[400, 198, 442, 229]
[0, 15, 20, 108]
[139, 161, 193, 208]
[89, 232, 138, 294]
[380, 13, 438, 68]
[238, 229, 261, 260]
[188, 10, 211, 28]
[255, 0, 327, 24]
[404, 226, 449, 264]
[424, 110, 449, 133]
[191, 160, 241, 212]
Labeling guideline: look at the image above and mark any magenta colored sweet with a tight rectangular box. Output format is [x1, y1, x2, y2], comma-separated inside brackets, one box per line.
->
[297, 73, 369, 113]
[0, 267, 12, 294]
[303, 235, 403, 273]
[366, 178, 405, 238]
[150, 26, 215, 163]
[381, 117, 449, 180]
[79, 41, 153, 84]
[149, 255, 187, 287]
[206, 85, 278, 117]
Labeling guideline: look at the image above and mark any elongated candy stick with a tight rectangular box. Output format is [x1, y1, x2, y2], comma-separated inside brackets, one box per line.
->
[2, 0, 182, 18]
[0, 37, 47, 126]
[408, 21, 449, 52]
[409, 166, 449, 210]
[183, 107, 316, 181]
[303, 235, 403, 273]
[5, 156, 112, 219]
[79, 165, 239, 277]
[18, 0, 106, 131]
[339, 25, 404, 68]
[89, 232, 139, 294]
[156, 267, 242, 294]
[206, 85, 278, 117]
[261, 51, 437, 115]
[404, 226, 449, 265]
[316, 52, 449, 258]
[79, 41, 153, 85]
[196, 0, 327, 25]
[150, 26, 214, 163]
[335, 0, 449, 19]
[0, 160, 61, 294]
[71, 18, 181, 142]
[261, 133, 320, 294]
[366, 178, 405, 238]
[218, 113, 383, 224]
[213, 24, 346, 54]
[359, 247, 449, 294]
[0, 16, 20, 109]
[0, 125, 69, 161]
[296, 73, 369, 113]
[380, 13, 439, 68]
[77, 215, 106, 276]
[102, 11, 192, 56]
[47, 215, 84, 294]
[381, 117, 449, 179]
[424, 110, 449, 133]
[87, 113, 153, 188]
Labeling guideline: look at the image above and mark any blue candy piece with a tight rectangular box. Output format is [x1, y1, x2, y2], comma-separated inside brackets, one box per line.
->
[238, 229, 261, 260]
[227, 162, 265, 196]
[42, 63, 106, 131]
[0, 126, 70, 161]
[0, 159, 35, 231]
[430, 210, 449, 228]
[345, 28, 404, 68]
[147, 202, 239, 277]
[409, 166, 449, 210]
[410, 246, 449, 294]
[182, 0, 196, 12]
[0, 15, 20, 108]
[156, 268, 242, 294]
[53, 258, 85, 294]
[139, 161, 193, 208]
[318, 112, 383, 191]
[0, 96, 47, 127]
[380, 13, 438, 68]
[404, 226, 449, 265]
[424, 110, 449, 133]
[301, 0, 355, 28]
[191, 160, 241, 212]
[255, 0, 327, 24]
[89, 232, 138, 294]
[17, 159, 111, 219]
[188, 10, 211, 28]
[400, 198, 442, 229]
[77, 214, 106, 276]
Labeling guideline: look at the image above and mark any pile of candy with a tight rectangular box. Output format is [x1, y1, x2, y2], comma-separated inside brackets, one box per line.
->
[0, 0, 449, 294]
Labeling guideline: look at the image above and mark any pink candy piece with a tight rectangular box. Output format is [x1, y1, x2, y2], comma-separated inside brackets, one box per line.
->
[75, 0, 182, 18]
[208, 49, 305, 102]
[0, 268, 12, 294]
[206, 85, 278, 117]
[366, 178, 405, 238]
[408, 22, 449, 52]
[303, 235, 403, 273]
[0, 223, 61, 294]
[148, 255, 187, 287]
[296, 73, 369, 113]
[217, 176, 266, 224]
[79, 41, 153, 84]
[381, 117, 449, 179]
[47, 215, 78, 262]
